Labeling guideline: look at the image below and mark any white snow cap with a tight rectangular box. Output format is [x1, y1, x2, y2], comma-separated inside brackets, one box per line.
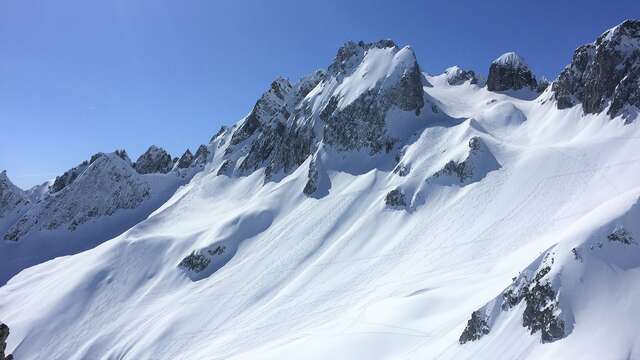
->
[492, 52, 529, 69]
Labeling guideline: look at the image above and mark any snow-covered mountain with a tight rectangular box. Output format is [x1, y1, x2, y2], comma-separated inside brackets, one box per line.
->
[1, 20, 640, 360]
[0, 146, 208, 284]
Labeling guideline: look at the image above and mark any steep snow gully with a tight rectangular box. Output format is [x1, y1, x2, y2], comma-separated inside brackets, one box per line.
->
[2, 20, 640, 360]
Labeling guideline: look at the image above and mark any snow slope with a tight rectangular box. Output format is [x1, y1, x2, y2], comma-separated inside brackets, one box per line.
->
[2, 23, 640, 360]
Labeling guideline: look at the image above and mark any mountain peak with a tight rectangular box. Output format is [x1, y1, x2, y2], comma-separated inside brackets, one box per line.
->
[329, 39, 398, 75]
[134, 146, 173, 174]
[598, 19, 640, 46]
[444, 65, 478, 85]
[492, 52, 529, 69]
[553, 19, 640, 118]
[487, 52, 537, 92]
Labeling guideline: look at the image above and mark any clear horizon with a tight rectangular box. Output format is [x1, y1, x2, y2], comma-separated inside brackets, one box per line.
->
[1, 0, 639, 189]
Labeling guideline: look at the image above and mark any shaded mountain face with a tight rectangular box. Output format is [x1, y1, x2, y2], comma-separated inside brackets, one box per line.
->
[1, 145, 212, 242]
[0, 145, 211, 284]
[4, 153, 152, 241]
[553, 20, 640, 118]
[0, 172, 27, 218]
[486, 52, 538, 92]
[134, 145, 174, 174]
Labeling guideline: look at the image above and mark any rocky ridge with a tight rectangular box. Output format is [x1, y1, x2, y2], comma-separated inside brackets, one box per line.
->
[214, 40, 428, 191]
[553, 19, 640, 119]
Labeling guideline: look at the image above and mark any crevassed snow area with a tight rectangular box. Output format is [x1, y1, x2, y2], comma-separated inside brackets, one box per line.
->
[2, 77, 640, 360]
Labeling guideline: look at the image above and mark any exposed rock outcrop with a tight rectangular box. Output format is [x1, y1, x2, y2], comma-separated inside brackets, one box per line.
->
[134, 145, 173, 174]
[459, 310, 490, 344]
[553, 20, 640, 118]
[444, 66, 478, 85]
[321, 41, 424, 153]
[50, 153, 103, 193]
[220, 40, 425, 182]
[176, 149, 194, 169]
[521, 267, 565, 343]
[193, 145, 210, 166]
[459, 253, 566, 345]
[432, 137, 499, 185]
[607, 227, 634, 244]
[385, 188, 407, 208]
[178, 252, 211, 273]
[303, 158, 320, 196]
[0, 171, 28, 218]
[487, 52, 537, 92]
[0, 322, 12, 360]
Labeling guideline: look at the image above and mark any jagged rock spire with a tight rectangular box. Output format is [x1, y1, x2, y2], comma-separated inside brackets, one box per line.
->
[0, 171, 27, 218]
[134, 145, 173, 174]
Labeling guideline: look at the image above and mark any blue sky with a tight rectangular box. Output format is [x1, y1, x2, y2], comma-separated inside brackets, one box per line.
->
[1, 0, 638, 188]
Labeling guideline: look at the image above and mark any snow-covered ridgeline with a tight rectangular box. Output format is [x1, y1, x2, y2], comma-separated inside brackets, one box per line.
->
[0, 19, 640, 360]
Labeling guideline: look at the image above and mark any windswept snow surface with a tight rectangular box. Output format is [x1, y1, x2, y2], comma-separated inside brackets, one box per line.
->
[2, 73, 640, 360]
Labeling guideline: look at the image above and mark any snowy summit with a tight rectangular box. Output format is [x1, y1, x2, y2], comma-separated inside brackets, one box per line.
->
[492, 51, 529, 69]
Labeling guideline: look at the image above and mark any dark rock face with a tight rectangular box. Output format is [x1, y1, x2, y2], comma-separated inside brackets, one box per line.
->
[0, 171, 27, 218]
[303, 158, 320, 195]
[50, 154, 102, 193]
[178, 252, 211, 273]
[607, 227, 633, 244]
[445, 66, 478, 85]
[487, 52, 537, 92]
[134, 145, 173, 174]
[237, 122, 315, 181]
[385, 188, 406, 208]
[553, 20, 640, 118]
[434, 160, 473, 183]
[226, 74, 321, 181]
[393, 163, 410, 177]
[433, 137, 484, 184]
[497, 265, 565, 343]
[176, 150, 194, 169]
[220, 40, 424, 183]
[322, 91, 393, 153]
[230, 78, 293, 146]
[322, 42, 423, 153]
[216, 160, 231, 176]
[0, 322, 13, 360]
[522, 271, 565, 343]
[459, 310, 490, 344]
[460, 258, 566, 344]
[193, 145, 210, 166]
